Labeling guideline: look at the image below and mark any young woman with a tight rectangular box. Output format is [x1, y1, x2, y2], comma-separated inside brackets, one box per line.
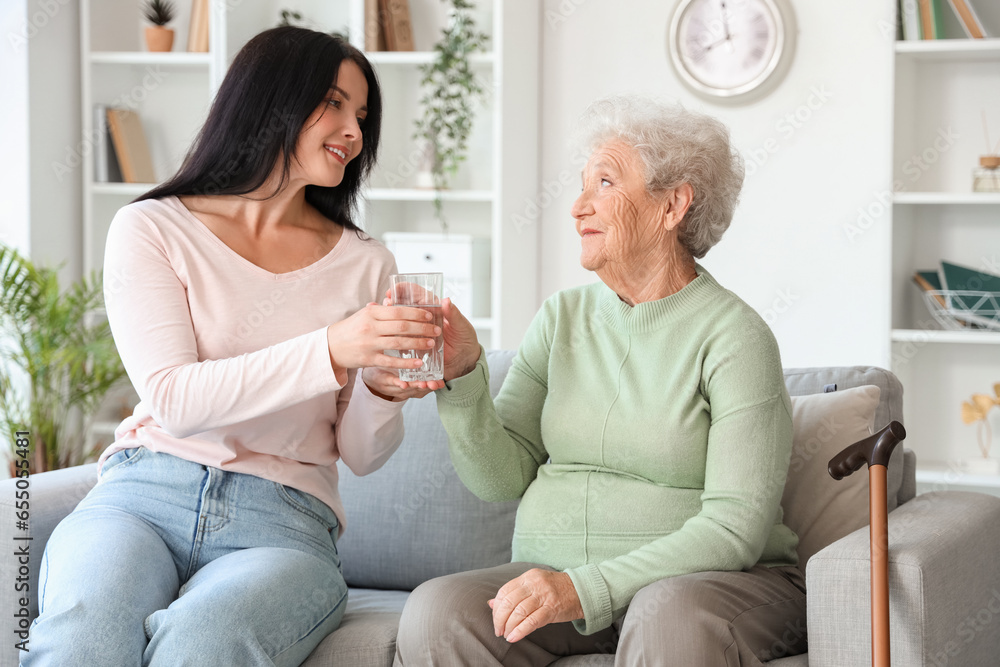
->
[24, 27, 438, 667]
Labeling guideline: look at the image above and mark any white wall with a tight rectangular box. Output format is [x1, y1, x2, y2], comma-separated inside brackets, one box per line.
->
[28, 0, 82, 285]
[536, 0, 896, 368]
[1, 0, 31, 256]
[1, 0, 81, 282]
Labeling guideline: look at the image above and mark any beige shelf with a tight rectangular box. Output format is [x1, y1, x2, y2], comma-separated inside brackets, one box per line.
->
[895, 38, 1000, 62]
[366, 51, 494, 66]
[90, 52, 213, 66]
[893, 192, 1000, 205]
[916, 463, 1000, 489]
[891, 329, 1000, 345]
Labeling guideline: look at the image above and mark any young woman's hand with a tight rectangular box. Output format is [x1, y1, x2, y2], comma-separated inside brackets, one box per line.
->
[381, 292, 481, 382]
[361, 367, 444, 401]
[326, 303, 440, 386]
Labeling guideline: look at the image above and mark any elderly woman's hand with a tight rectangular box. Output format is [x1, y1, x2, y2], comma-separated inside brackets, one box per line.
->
[382, 292, 481, 382]
[440, 297, 480, 380]
[488, 569, 584, 643]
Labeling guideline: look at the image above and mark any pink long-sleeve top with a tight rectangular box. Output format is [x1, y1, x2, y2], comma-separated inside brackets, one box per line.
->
[99, 195, 406, 535]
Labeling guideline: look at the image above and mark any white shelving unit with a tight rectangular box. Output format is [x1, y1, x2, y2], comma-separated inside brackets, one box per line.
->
[79, 0, 539, 454]
[80, 0, 228, 277]
[889, 15, 1000, 496]
[347, 0, 539, 351]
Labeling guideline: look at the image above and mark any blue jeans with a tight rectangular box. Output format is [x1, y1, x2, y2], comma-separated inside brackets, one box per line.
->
[22, 448, 348, 667]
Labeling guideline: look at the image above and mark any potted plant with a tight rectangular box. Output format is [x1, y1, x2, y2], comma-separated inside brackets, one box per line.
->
[143, 0, 176, 52]
[0, 244, 128, 474]
[413, 0, 489, 232]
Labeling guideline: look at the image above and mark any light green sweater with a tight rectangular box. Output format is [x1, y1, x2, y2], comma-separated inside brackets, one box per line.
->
[436, 264, 799, 635]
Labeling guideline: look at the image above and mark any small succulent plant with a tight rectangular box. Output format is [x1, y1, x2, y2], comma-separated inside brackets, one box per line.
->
[142, 0, 175, 26]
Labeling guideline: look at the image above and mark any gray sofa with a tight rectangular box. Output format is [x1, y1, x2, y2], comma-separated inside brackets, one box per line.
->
[3, 351, 999, 666]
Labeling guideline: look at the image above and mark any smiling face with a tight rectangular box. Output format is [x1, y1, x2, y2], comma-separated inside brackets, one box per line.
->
[570, 141, 672, 275]
[291, 59, 369, 188]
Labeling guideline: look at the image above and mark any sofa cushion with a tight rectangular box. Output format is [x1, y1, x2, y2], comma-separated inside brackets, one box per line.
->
[781, 385, 881, 569]
[302, 589, 408, 667]
[783, 365, 906, 509]
[335, 350, 519, 591]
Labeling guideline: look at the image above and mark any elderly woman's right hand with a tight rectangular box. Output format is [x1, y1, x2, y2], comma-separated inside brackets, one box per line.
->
[326, 303, 440, 386]
[440, 297, 481, 381]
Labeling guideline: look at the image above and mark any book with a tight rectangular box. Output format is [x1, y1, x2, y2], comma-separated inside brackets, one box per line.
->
[947, 0, 988, 38]
[379, 0, 414, 51]
[939, 261, 1000, 330]
[105, 108, 156, 184]
[914, 269, 945, 304]
[365, 0, 385, 51]
[900, 0, 922, 40]
[187, 0, 209, 53]
[92, 104, 123, 183]
[918, 0, 946, 39]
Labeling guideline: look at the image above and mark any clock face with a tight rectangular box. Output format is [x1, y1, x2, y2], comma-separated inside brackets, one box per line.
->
[669, 0, 793, 100]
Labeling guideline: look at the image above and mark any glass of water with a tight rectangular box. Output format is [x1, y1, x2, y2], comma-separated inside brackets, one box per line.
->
[389, 272, 444, 382]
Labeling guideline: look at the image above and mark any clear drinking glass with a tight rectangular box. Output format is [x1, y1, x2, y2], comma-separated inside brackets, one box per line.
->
[389, 272, 444, 382]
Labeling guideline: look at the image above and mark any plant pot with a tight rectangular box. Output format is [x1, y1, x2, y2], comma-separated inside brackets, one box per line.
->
[145, 26, 174, 52]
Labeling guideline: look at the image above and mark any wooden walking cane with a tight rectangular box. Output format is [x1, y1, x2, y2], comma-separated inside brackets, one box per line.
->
[828, 420, 906, 667]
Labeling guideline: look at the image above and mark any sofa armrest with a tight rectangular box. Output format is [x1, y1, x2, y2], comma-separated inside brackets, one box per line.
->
[805, 491, 1000, 667]
[0, 464, 99, 663]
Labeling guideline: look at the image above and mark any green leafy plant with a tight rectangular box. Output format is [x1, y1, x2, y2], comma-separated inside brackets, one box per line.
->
[142, 0, 175, 26]
[413, 0, 490, 231]
[278, 9, 304, 27]
[0, 244, 128, 473]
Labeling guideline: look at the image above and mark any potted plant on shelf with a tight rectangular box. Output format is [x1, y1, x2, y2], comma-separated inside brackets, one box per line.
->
[0, 244, 128, 474]
[142, 0, 176, 52]
[413, 0, 489, 232]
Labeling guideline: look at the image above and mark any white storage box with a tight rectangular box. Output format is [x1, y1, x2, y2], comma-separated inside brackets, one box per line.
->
[382, 232, 491, 319]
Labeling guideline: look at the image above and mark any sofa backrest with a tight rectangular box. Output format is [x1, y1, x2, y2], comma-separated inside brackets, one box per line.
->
[336, 353, 915, 589]
[336, 350, 519, 591]
[781, 366, 915, 569]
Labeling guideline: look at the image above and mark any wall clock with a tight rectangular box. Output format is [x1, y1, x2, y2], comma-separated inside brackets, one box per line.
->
[668, 0, 797, 103]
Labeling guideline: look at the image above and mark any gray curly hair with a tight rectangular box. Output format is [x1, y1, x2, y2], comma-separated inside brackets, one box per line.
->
[572, 95, 745, 259]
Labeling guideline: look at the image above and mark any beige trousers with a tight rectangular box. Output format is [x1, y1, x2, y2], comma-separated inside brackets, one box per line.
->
[393, 561, 807, 666]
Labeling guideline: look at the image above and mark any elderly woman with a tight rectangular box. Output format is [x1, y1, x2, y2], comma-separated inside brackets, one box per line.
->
[393, 96, 805, 665]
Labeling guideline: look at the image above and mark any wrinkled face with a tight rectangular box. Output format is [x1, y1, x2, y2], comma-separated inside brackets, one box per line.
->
[570, 141, 668, 274]
[292, 60, 369, 188]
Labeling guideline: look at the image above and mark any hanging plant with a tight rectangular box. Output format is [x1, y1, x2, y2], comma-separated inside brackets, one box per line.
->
[413, 0, 490, 232]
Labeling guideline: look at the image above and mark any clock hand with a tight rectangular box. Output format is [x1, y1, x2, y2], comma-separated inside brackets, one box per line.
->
[702, 35, 730, 52]
[720, 0, 732, 41]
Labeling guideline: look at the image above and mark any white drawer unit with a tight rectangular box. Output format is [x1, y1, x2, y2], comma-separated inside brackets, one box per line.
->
[383, 232, 491, 319]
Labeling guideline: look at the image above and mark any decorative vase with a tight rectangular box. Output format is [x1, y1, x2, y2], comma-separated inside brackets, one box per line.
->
[973, 155, 1000, 193]
[414, 139, 437, 189]
[958, 407, 1000, 474]
[144, 26, 174, 52]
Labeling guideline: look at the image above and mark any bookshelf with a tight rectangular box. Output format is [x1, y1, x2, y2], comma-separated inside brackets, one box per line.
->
[346, 0, 539, 352]
[890, 2, 1000, 494]
[79, 0, 539, 455]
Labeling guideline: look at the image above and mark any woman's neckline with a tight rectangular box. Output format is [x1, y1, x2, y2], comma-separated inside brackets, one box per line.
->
[166, 195, 350, 280]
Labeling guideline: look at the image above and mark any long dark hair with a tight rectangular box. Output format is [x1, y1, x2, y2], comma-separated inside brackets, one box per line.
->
[137, 27, 382, 232]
